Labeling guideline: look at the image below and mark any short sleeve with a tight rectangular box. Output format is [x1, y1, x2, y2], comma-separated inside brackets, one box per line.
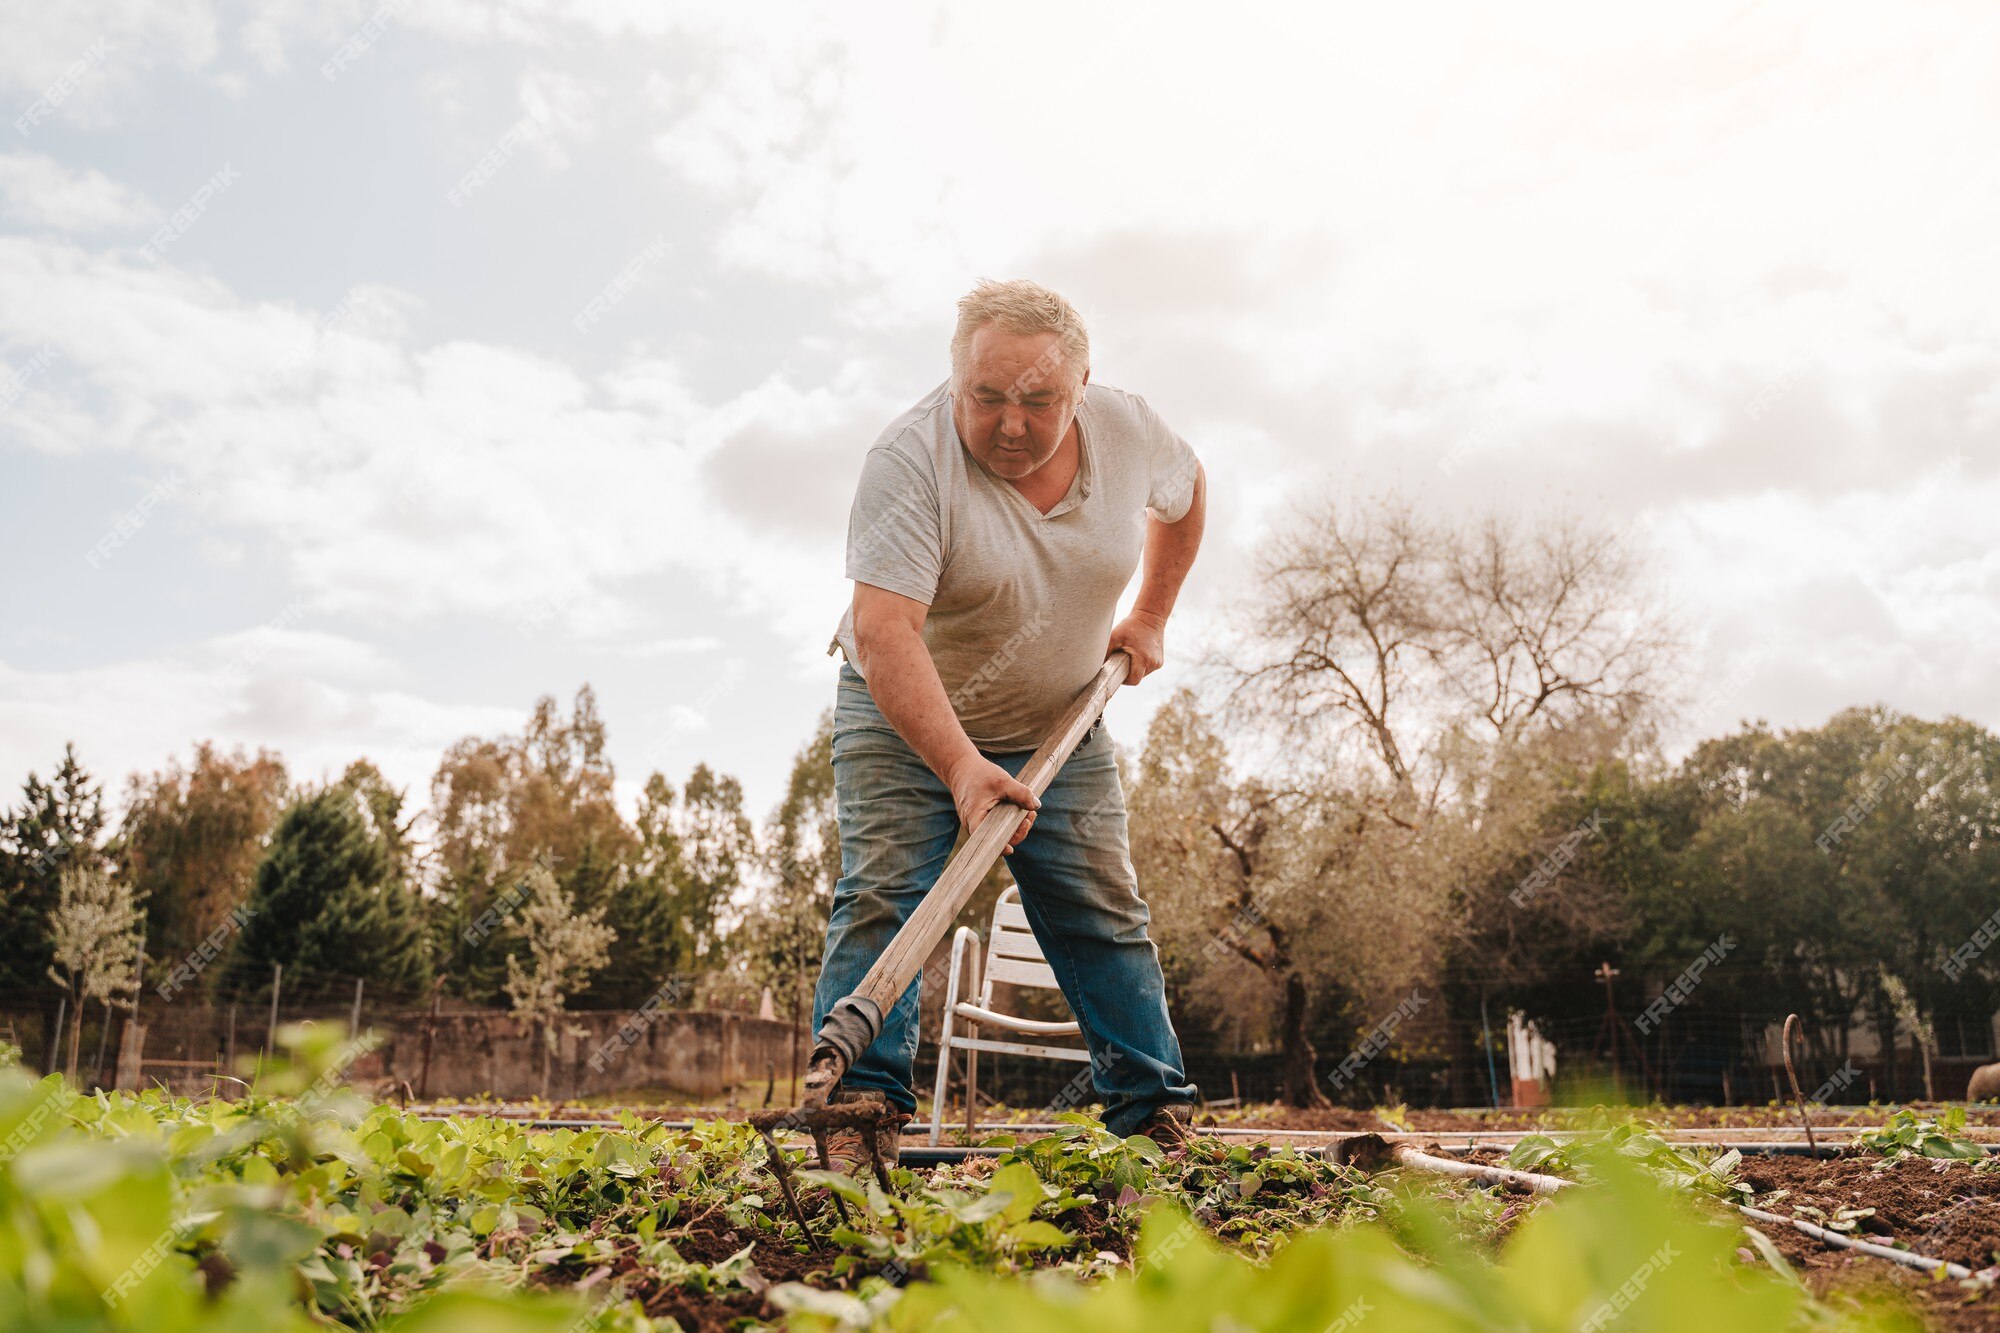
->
[1136, 394, 1201, 521]
[844, 445, 943, 605]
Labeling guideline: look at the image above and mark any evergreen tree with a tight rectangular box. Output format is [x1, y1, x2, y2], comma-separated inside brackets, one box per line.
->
[231, 768, 429, 994]
[0, 744, 109, 993]
[578, 774, 688, 1008]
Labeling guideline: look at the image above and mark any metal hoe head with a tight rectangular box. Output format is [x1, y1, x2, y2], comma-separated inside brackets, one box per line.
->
[747, 1051, 901, 1239]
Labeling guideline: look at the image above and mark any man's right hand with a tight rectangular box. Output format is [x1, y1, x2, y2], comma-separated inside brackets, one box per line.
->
[946, 755, 1040, 853]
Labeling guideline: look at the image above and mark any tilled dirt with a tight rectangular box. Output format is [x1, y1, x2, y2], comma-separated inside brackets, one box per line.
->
[1740, 1154, 2000, 1270]
[1730, 1153, 2000, 1330]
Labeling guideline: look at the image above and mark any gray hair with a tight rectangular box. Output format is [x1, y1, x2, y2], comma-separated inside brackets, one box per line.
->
[949, 278, 1089, 395]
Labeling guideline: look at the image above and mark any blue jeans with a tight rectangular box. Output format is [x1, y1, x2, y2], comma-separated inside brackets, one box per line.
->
[811, 663, 1195, 1136]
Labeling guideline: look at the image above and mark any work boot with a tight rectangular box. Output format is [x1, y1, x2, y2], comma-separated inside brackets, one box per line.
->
[1136, 1102, 1195, 1154]
[822, 1088, 910, 1177]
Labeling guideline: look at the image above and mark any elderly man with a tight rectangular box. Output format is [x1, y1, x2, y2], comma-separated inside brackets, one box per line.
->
[814, 278, 1207, 1165]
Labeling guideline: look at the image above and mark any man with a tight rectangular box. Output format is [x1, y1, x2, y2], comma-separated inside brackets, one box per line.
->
[814, 278, 1207, 1167]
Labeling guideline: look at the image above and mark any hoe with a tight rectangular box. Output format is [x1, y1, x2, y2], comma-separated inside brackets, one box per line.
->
[749, 651, 1133, 1227]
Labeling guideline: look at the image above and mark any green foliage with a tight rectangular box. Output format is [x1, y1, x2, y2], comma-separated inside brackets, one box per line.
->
[116, 741, 289, 968]
[801, 1160, 1078, 1280]
[1507, 1116, 1752, 1201]
[1853, 1107, 1986, 1161]
[232, 772, 429, 991]
[0, 743, 108, 993]
[784, 1154, 1906, 1331]
[0, 1045, 1918, 1333]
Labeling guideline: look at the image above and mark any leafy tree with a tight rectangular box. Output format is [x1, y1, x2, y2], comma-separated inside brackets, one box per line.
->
[116, 742, 288, 972]
[736, 714, 839, 1080]
[46, 863, 143, 1080]
[503, 863, 616, 1098]
[230, 766, 429, 994]
[673, 763, 756, 971]
[428, 685, 641, 1001]
[1131, 691, 1445, 1106]
[0, 744, 108, 993]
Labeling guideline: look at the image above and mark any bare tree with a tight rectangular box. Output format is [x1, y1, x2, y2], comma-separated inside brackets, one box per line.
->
[46, 863, 143, 1082]
[1433, 514, 1676, 741]
[1221, 494, 1678, 809]
[503, 863, 616, 1099]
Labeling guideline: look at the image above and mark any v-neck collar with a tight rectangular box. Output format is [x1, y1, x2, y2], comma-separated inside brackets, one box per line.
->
[1036, 407, 1092, 518]
[973, 404, 1092, 521]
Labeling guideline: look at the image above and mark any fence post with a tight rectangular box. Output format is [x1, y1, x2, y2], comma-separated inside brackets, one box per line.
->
[418, 976, 443, 1102]
[49, 996, 66, 1078]
[266, 963, 283, 1058]
[349, 978, 365, 1039]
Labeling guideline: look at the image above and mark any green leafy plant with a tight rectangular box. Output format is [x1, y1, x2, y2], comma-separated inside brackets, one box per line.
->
[779, 1153, 1910, 1331]
[1508, 1115, 1752, 1200]
[1854, 1107, 1985, 1161]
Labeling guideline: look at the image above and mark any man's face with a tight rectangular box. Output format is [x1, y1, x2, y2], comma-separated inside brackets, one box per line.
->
[952, 325, 1086, 481]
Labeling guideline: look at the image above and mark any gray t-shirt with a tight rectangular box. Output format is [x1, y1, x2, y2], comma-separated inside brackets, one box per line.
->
[832, 378, 1200, 751]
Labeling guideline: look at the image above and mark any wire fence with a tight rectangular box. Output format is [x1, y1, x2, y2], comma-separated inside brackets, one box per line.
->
[8, 961, 1996, 1111]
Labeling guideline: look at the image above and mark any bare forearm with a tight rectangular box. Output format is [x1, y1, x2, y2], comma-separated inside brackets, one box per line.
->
[1133, 464, 1206, 622]
[854, 620, 981, 783]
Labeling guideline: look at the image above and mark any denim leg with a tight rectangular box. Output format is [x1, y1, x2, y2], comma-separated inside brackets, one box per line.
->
[809, 667, 959, 1114]
[993, 726, 1197, 1136]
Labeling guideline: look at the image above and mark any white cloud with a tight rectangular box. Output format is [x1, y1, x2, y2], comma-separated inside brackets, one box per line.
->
[0, 636, 519, 818]
[0, 152, 157, 232]
[5, 0, 2000, 818]
[0, 0, 219, 127]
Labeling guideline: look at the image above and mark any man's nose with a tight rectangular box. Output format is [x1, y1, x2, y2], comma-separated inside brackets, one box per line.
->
[1000, 406, 1028, 436]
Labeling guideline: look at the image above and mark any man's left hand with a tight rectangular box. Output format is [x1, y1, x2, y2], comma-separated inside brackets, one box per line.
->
[1106, 610, 1168, 684]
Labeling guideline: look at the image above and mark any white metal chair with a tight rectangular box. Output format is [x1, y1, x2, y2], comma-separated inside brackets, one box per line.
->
[928, 885, 1090, 1145]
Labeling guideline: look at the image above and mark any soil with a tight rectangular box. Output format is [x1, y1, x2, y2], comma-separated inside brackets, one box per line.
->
[422, 1097, 2000, 1139]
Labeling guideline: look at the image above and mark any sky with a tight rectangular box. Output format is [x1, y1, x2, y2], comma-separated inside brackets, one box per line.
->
[1, 0, 1995, 830]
